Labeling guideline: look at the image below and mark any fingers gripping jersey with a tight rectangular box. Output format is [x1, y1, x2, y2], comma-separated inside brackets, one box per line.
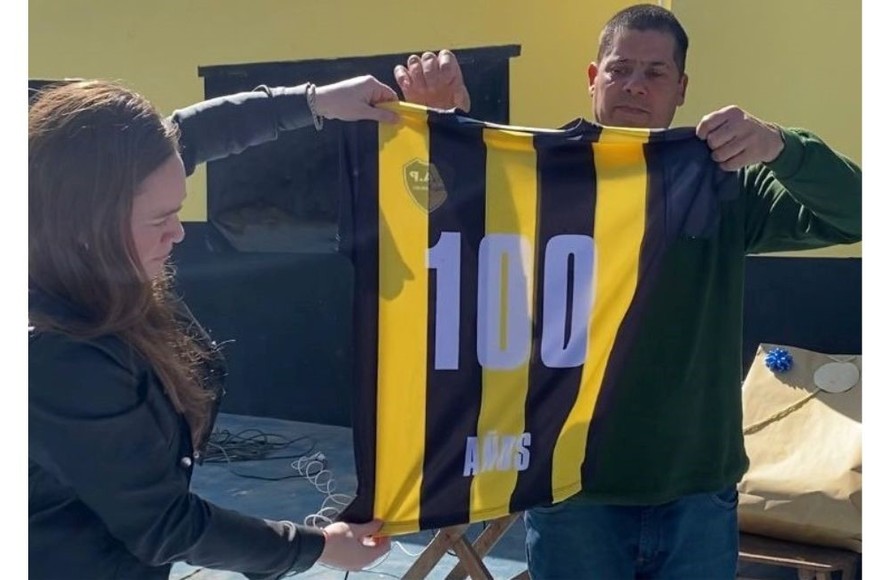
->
[339, 103, 738, 535]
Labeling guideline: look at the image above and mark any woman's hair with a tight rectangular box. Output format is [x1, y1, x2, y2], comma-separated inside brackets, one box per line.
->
[29, 80, 216, 446]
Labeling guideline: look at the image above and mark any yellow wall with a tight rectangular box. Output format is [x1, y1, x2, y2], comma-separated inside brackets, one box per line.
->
[29, 1, 861, 257]
[28, 0, 637, 221]
[671, 0, 862, 258]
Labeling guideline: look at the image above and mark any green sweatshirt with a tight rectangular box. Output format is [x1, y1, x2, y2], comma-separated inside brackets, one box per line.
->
[573, 128, 862, 505]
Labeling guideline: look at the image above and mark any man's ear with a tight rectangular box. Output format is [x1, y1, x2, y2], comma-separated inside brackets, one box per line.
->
[587, 62, 599, 96]
[677, 73, 688, 106]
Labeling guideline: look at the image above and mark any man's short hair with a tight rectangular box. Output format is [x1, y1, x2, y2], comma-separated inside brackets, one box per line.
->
[597, 4, 689, 75]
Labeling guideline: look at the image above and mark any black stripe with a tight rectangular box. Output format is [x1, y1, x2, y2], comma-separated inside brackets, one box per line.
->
[339, 121, 381, 524]
[418, 114, 487, 529]
[581, 131, 671, 486]
[510, 127, 600, 511]
[654, 128, 739, 240]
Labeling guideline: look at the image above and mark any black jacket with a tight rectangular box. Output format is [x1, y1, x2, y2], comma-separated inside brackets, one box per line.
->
[29, 85, 324, 580]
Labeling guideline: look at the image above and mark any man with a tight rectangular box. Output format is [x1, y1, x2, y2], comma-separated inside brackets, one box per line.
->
[393, 4, 861, 579]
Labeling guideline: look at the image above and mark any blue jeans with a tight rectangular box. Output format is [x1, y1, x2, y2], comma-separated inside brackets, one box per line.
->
[524, 486, 739, 580]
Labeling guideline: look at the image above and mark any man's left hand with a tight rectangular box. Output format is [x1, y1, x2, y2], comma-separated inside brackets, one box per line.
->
[696, 106, 785, 172]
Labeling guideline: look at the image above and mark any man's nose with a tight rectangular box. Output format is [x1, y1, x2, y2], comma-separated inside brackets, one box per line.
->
[622, 71, 647, 95]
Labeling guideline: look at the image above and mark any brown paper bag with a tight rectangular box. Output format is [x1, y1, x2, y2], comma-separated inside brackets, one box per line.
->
[738, 343, 862, 552]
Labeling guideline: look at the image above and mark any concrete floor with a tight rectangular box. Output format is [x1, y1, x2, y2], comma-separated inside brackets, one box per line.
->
[169, 413, 828, 580]
[169, 413, 528, 580]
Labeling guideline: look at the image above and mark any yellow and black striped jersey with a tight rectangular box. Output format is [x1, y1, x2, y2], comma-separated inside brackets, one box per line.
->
[339, 102, 737, 535]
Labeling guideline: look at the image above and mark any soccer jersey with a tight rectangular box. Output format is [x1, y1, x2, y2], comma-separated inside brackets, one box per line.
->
[339, 102, 738, 535]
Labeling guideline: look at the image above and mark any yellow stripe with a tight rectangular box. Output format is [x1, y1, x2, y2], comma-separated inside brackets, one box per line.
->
[552, 126, 651, 498]
[469, 128, 538, 518]
[374, 115, 429, 534]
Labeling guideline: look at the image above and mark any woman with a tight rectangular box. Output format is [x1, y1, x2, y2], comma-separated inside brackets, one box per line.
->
[29, 76, 396, 579]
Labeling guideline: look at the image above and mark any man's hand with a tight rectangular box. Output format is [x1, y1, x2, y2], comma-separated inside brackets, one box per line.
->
[315, 76, 399, 124]
[696, 106, 785, 172]
[394, 49, 471, 112]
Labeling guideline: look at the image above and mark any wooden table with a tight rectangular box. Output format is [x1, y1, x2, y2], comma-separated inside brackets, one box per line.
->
[738, 532, 860, 580]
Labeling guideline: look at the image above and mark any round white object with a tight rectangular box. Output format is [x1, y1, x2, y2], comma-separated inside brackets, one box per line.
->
[813, 362, 860, 393]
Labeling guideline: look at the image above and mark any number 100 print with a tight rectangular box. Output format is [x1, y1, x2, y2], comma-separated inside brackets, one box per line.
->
[427, 232, 595, 371]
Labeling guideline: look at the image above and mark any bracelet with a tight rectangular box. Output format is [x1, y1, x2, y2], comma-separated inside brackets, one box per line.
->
[305, 82, 324, 132]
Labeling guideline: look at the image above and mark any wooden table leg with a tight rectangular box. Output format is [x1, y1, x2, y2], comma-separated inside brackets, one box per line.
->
[401, 525, 469, 580]
[452, 536, 494, 580]
[445, 514, 521, 580]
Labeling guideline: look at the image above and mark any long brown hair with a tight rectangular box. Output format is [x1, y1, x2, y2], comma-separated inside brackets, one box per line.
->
[29, 80, 215, 446]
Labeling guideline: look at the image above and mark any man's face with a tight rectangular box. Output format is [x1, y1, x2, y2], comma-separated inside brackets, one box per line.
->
[588, 28, 688, 129]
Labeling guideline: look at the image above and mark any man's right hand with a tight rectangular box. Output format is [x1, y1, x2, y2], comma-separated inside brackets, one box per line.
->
[394, 50, 471, 112]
